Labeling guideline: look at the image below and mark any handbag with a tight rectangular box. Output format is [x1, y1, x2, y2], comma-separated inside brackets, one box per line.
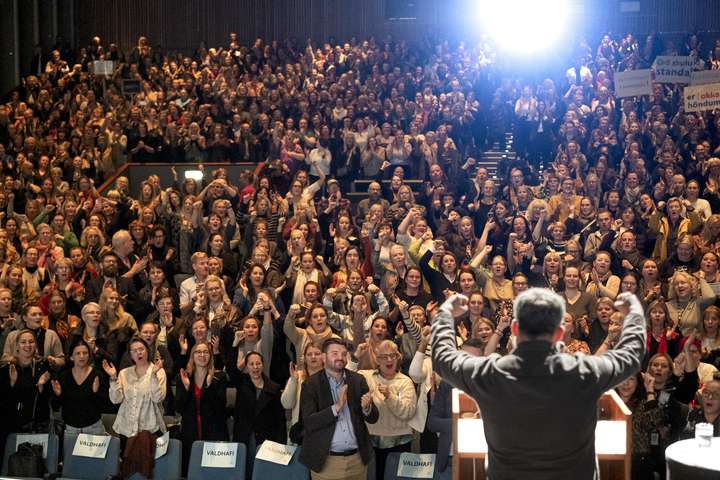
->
[7, 442, 46, 477]
[120, 431, 156, 480]
[289, 418, 304, 445]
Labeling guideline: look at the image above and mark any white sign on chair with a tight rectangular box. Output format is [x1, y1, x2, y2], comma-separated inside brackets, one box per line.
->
[255, 441, 296, 465]
[396, 453, 436, 479]
[72, 434, 111, 459]
[201, 442, 238, 468]
[155, 432, 170, 459]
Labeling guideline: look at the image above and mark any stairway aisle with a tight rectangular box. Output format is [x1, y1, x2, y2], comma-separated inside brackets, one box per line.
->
[480, 131, 516, 185]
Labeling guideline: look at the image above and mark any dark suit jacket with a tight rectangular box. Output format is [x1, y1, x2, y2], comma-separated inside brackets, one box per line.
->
[432, 303, 646, 480]
[299, 369, 379, 473]
[85, 276, 138, 314]
[427, 381, 453, 472]
[230, 372, 286, 445]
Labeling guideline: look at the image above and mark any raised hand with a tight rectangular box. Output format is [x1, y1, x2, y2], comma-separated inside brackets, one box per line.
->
[37, 371, 51, 388]
[51, 379, 62, 396]
[179, 368, 190, 390]
[377, 383, 389, 398]
[152, 357, 163, 374]
[8, 364, 17, 387]
[361, 392, 373, 412]
[178, 334, 189, 354]
[102, 359, 117, 380]
[443, 293, 469, 317]
[335, 384, 348, 412]
[236, 351, 246, 371]
[642, 372, 655, 393]
[614, 292, 643, 316]
[289, 362, 298, 379]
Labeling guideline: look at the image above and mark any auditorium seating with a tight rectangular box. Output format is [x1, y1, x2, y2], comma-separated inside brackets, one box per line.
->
[383, 452, 452, 480]
[251, 445, 308, 480]
[186, 440, 247, 480]
[59, 433, 121, 480]
[1, 432, 60, 479]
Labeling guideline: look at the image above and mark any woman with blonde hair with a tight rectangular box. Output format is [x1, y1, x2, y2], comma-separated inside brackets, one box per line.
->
[0, 329, 51, 457]
[584, 251, 620, 300]
[359, 339, 417, 479]
[79, 225, 106, 265]
[695, 214, 720, 252]
[281, 342, 324, 443]
[192, 275, 239, 368]
[526, 198, 550, 228]
[99, 287, 138, 365]
[665, 271, 716, 336]
[32, 223, 63, 269]
[528, 251, 564, 291]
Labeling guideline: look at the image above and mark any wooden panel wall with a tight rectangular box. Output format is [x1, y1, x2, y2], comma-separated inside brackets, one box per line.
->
[75, 0, 720, 54]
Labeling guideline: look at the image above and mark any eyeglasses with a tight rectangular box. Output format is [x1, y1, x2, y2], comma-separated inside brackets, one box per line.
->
[129, 348, 146, 354]
[703, 390, 720, 399]
[376, 354, 397, 361]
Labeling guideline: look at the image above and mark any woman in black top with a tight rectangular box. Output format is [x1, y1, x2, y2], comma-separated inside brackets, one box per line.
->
[51, 340, 107, 434]
[175, 341, 229, 474]
[230, 351, 286, 479]
[0, 330, 51, 469]
[389, 266, 433, 326]
[419, 243, 460, 302]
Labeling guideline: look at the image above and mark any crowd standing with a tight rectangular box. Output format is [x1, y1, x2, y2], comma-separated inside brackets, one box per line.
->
[0, 28, 719, 479]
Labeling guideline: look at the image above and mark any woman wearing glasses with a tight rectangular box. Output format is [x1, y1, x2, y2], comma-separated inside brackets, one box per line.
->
[175, 341, 228, 473]
[359, 340, 417, 479]
[103, 337, 167, 441]
[681, 377, 720, 438]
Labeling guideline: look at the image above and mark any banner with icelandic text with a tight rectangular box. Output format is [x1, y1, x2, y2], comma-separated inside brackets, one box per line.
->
[684, 83, 720, 112]
[614, 69, 652, 98]
[653, 56, 694, 83]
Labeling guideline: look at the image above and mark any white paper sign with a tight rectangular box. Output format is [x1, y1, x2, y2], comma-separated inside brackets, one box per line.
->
[684, 83, 720, 112]
[396, 453, 436, 478]
[200, 442, 238, 468]
[653, 56, 694, 83]
[155, 432, 170, 460]
[16, 434, 48, 458]
[255, 441, 296, 466]
[691, 69, 720, 86]
[91, 61, 115, 76]
[72, 434, 111, 459]
[614, 69, 653, 98]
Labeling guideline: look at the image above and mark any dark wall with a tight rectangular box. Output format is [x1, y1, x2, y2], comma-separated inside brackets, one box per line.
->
[75, 0, 720, 54]
[76, 0, 438, 53]
[0, 0, 17, 96]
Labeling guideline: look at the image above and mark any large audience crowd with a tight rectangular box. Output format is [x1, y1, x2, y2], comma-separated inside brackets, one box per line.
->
[0, 28, 719, 479]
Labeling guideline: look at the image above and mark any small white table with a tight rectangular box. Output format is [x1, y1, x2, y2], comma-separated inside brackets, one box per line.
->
[665, 437, 720, 479]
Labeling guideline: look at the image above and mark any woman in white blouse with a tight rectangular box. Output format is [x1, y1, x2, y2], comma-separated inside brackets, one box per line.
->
[102, 337, 167, 439]
[280, 342, 324, 444]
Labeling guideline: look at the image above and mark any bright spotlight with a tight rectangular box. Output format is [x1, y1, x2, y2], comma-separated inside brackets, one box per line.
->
[479, 0, 569, 54]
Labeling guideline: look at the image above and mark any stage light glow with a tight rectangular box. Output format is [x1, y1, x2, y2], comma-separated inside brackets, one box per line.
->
[478, 0, 569, 54]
